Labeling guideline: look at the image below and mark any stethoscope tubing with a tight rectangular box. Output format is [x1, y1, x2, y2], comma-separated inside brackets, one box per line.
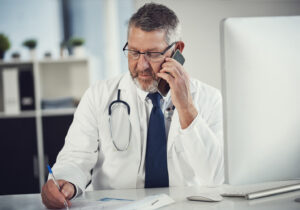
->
[108, 89, 175, 151]
[108, 89, 131, 151]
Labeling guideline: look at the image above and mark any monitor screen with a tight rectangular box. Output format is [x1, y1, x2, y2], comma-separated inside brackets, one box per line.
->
[221, 16, 300, 185]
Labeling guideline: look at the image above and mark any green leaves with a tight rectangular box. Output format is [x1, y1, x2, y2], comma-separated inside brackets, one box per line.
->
[0, 34, 10, 52]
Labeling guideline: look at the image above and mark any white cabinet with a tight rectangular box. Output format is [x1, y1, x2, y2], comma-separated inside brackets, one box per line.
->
[0, 58, 90, 194]
[37, 58, 90, 105]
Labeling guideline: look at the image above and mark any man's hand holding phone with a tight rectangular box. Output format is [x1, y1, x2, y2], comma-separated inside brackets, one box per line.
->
[157, 53, 198, 129]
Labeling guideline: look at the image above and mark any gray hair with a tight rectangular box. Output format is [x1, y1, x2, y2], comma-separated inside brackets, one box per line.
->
[128, 3, 181, 44]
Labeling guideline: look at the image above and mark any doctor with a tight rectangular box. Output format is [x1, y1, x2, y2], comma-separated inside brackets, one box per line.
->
[41, 3, 224, 209]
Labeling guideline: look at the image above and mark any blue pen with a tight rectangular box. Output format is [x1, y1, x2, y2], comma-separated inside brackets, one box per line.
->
[47, 164, 69, 210]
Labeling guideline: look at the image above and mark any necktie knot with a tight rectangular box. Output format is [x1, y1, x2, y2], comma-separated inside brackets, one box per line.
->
[147, 92, 162, 108]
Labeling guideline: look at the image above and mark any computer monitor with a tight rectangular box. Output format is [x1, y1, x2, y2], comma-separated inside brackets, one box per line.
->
[221, 16, 300, 185]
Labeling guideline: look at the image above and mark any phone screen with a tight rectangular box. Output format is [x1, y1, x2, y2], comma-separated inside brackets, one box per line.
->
[158, 49, 185, 96]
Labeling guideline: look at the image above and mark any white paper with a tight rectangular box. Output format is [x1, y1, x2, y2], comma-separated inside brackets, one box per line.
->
[70, 199, 131, 210]
[118, 194, 175, 210]
[69, 194, 174, 210]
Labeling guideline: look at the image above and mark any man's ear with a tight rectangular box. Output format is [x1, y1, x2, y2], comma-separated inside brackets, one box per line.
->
[176, 41, 185, 53]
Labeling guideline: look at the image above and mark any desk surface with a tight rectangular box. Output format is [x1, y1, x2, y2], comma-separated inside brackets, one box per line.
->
[1, 185, 300, 210]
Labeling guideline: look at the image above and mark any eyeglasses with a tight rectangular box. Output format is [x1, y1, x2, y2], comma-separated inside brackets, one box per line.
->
[123, 42, 177, 62]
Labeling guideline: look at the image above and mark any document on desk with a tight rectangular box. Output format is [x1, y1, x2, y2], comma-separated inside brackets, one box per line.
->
[118, 194, 175, 210]
[70, 199, 132, 210]
[70, 194, 174, 210]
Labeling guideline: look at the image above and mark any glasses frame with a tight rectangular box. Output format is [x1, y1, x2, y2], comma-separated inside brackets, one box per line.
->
[123, 42, 177, 62]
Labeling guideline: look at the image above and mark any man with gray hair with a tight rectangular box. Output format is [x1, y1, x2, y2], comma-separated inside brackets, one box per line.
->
[42, 3, 224, 209]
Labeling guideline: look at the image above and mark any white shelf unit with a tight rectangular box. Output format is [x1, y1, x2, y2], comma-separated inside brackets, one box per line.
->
[0, 58, 90, 193]
[38, 58, 90, 102]
[0, 58, 90, 117]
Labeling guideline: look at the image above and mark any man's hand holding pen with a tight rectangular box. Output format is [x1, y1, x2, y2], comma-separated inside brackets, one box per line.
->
[41, 179, 75, 209]
[42, 165, 75, 209]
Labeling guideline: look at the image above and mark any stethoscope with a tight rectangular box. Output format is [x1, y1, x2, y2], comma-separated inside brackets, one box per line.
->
[108, 89, 175, 151]
[108, 89, 131, 151]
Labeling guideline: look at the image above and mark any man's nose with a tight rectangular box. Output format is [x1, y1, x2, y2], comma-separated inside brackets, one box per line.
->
[137, 54, 150, 70]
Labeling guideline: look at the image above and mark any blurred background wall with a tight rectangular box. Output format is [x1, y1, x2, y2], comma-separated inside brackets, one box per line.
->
[0, 0, 134, 83]
[0, 0, 62, 60]
[135, 0, 300, 89]
[1, 0, 300, 89]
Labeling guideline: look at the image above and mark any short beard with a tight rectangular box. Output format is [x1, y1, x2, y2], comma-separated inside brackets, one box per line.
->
[130, 69, 159, 93]
[133, 77, 158, 93]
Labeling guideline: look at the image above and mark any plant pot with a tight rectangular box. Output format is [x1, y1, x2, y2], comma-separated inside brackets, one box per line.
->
[60, 46, 69, 58]
[73, 46, 85, 58]
[29, 49, 36, 60]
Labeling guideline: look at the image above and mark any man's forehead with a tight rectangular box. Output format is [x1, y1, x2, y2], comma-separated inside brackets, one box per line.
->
[128, 26, 167, 50]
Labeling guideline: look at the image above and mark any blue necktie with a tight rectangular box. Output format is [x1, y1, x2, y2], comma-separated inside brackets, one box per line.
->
[145, 92, 169, 188]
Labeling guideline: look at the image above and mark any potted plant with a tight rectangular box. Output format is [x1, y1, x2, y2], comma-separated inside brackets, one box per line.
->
[69, 37, 85, 57]
[11, 51, 21, 61]
[23, 39, 37, 60]
[0, 33, 11, 60]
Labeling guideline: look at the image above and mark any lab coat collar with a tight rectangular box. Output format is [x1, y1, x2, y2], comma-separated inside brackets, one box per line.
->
[189, 78, 197, 94]
[118, 72, 134, 91]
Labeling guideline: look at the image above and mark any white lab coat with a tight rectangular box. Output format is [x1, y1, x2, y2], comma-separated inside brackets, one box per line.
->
[52, 72, 224, 193]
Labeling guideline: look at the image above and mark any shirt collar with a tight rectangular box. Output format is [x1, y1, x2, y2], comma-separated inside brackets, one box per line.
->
[136, 85, 150, 102]
[136, 83, 172, 104]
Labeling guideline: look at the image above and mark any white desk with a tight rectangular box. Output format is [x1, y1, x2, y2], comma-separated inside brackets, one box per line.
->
[1, 185, 300, 210]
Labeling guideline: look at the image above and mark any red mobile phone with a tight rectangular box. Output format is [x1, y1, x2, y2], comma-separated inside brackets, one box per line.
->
[158, 49, 185, 96]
